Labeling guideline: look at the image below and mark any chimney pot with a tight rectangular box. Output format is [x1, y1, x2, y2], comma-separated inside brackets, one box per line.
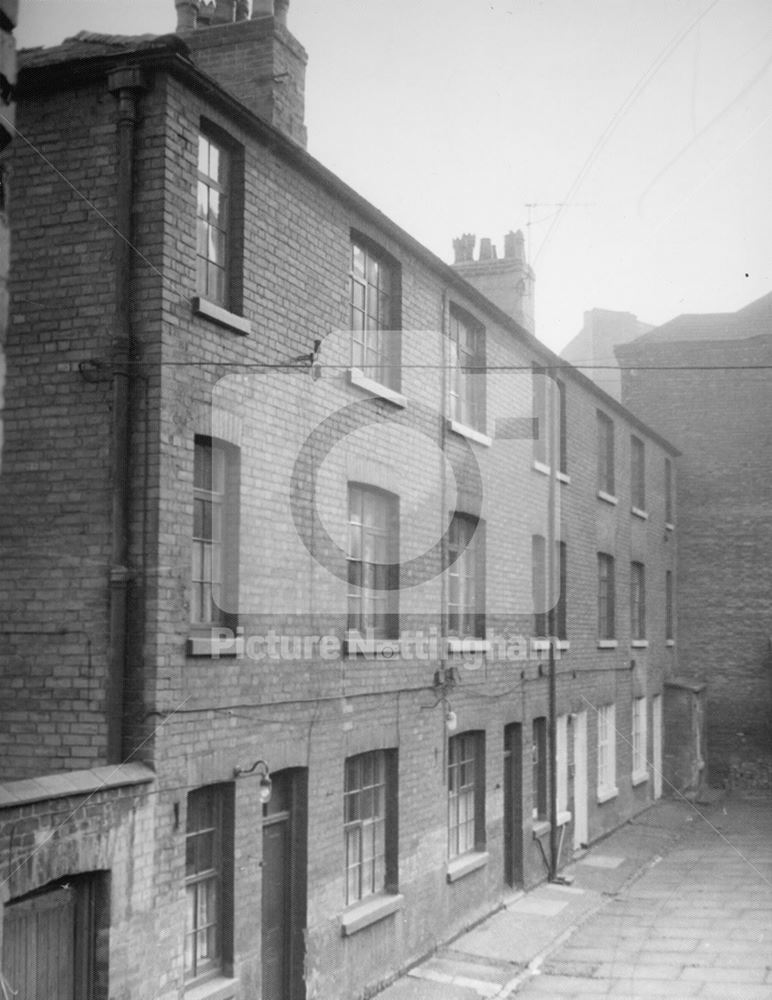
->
[235, 0, 249, 19]
[275, 0, 289, 26]
[197, 0, 215, 25]
[251, 0, 273, 16]
[211, 0, 236, 23]
[175, 0, 200, 30]
[504, 229, 525, 263]
[479, 237, 496, 262]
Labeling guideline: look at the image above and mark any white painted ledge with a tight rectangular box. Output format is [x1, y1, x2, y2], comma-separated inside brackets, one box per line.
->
[340, 893, 404, 936]
[349, 367, 407, 407]
[446, 851, 489, 883]
[193, 296, 252, 335]
[597, 490, 618, 505]
[448, 419, 492, 447]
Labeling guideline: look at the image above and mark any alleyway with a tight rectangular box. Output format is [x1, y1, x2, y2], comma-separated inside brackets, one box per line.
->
[512, 796, 772, 998]
[375, 796, 772, 1000]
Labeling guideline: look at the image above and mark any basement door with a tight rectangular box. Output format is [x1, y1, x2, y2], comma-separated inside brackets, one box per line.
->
[503, 723, 524, 887]
[262, 768, 308, 1000]
[572, 711, 589, 851]
[1, 878, 97, 1000]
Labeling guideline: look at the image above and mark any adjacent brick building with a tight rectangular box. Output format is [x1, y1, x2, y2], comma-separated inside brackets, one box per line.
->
[617, 294, 772, 790]
[0, 2, 678, 998]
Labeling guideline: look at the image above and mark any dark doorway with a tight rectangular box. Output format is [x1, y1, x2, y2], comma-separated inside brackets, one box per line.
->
[2, 874, 104, 1000]
[503, 723, 524, 888]
[262, 768, 308, 1000]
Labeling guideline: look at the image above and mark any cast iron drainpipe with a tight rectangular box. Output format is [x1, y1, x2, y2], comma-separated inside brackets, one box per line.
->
[106, 67, 146, 764]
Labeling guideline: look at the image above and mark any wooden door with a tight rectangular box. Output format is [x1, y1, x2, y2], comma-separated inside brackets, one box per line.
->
[503, 723, 524, 888]
[261, 769, 307, 1000]
[572, 711, 588, 851]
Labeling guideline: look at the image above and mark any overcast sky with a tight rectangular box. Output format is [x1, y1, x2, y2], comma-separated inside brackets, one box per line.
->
[17, 0, 772, 353]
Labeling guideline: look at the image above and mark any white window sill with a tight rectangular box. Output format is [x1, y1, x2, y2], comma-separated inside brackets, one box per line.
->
[340, 893, 404, 937]
[532, 811, 572, 838]
[532, 461, 571, 484]
[632, 506, 648, 520]
[597, 639, 618, 649]
[597, 490, 618, 505]
[665, 639, 675, 647]
[187, 634, 242, 658]
[446, 637, 490, 654]
[597, 786, 619, 805]
[530, 639, 570, 653]
[193, 296, 252, 336]
[345, 634, 401, 658]
[349, 368, 407, 408]
[631, 639, 649, 649]
[185, 976, 238, 1000]
[632, 770, 649, 787]
[665, 522, 675, 532]
[446, 851, 489, 883]
[448, 419, 492, 447]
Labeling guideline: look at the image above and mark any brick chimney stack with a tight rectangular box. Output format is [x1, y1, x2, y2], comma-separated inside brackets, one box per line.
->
[176, 0, 307, 147]
[451, 229, 535, 334]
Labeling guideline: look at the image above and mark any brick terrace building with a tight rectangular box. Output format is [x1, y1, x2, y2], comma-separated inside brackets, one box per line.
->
[0, 2, 678, 998]
[617, 294, 772, 791]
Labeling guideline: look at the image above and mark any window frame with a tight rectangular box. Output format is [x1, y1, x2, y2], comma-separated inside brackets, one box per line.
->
[448, 305, 486, 433]
[597, 411, 615, 496]
[347, 483, 399, 640]
[532, 536, 567, 641]
[447, 731, 486, 859]
[196, 127, 244, 315]
[447, 513, 485, 639]
[343, 750, 398, 906]
[531, 717, 548, 821]
[191, 437, 239, 631]
[184, 784, 234, 984]
[349, 236, 401, 392]
[664, 457, 674, 525]
[597, 553, 616, 640]
[630, 561, 646, 641]
[631, 435, 646, 511]
[632, 696, 648, 783]
[596, 704, 617, 801]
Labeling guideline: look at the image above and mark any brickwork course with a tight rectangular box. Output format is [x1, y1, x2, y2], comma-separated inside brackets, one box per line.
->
[616, 296, 772, 790]
[0, 2, 693, 999]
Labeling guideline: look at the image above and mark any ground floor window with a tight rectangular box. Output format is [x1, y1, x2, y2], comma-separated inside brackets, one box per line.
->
[448, 731, 485, 857]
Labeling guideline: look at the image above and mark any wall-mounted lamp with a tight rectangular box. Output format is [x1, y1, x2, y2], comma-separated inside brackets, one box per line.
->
[445, 707, 457, 732]
[233, 759, 273, 804]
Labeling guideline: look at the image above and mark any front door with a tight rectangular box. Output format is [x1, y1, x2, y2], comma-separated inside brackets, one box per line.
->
[503, 723, 524, 887]
[262, 768, 307, 1000]
[652, 694, 663, 799]
[572, 711, 588, 851]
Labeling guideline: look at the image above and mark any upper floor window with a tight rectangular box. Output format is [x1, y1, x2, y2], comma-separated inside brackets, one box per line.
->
[192, 438, 238, 628]
[598, 553, 615, 640]
[347, 484, 399, 639]
[631, 561, 646, 640]
[350, 238, 400, 390]
[664, 457, 674, 524]
[448, 731, 485, 858]
[185, 784, 234, 982]
[197, 132, 231, 307]
[532, 370, 566, 473]
[631, 436, 645, 511]
[597, 411, 615, 496]
[666, 569, 674, 641]
[448, 514, 485, 639]
[449, 307, 486, 432]
[344, 750, 398, 905]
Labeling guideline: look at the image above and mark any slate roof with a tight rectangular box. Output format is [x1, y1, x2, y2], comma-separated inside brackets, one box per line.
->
[633, 291, 772, 345]
[20, 31, 184, 70]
